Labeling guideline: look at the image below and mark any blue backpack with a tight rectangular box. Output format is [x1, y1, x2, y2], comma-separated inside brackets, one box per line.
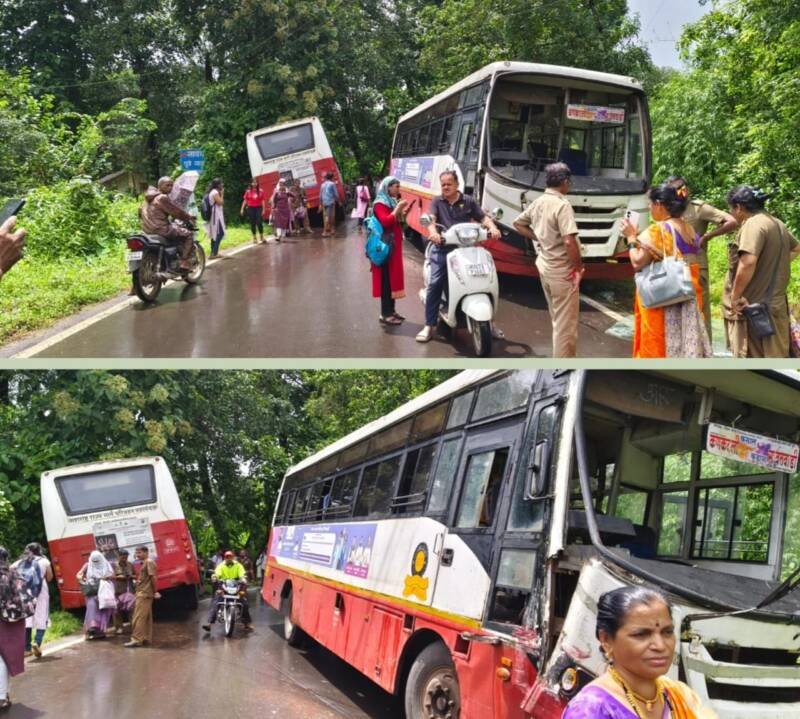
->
[364, 213, 392, 266]
[18, 558, 43, 597]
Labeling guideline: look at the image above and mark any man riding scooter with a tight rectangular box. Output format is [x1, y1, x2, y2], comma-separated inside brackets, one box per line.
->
[202, 551, 253, 632]
[416, 170, 503, 344]
[139, 176, 196, 269]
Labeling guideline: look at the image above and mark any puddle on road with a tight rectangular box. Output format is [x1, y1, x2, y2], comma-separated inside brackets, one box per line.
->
[606, 320, 634, 341]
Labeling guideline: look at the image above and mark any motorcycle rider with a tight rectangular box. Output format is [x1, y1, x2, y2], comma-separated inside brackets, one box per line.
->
[416, 170, 502, 343]
[139, 176, 196, 270]
[202, 551, 253, 632]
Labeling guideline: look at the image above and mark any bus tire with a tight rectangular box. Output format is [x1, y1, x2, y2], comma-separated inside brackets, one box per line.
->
[184, 584, 199, 611]
[281, 589, 304, 647]
[404, 641, 461, 719]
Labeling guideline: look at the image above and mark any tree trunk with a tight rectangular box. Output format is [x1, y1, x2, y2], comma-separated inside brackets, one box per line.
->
[198, 450, 229, 547]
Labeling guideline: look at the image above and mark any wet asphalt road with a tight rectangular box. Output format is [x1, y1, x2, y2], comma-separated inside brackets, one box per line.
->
[19, 221, 630, 358]
[7, 593, 401, 719]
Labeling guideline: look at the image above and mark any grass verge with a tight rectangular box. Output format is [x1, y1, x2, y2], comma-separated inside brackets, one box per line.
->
[43, 610, 83, 645]
[0, 225, 259, 346]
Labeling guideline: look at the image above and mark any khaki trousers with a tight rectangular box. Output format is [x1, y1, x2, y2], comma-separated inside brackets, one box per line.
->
[130, 596, 153, 644]
[540, 270, 580, 358]
[699, 265, 712, 340]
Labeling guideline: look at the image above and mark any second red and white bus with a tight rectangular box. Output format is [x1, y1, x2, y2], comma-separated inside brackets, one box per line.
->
[41, 456, 201, 610]
[246, 117, 345, 222]
[263, 369, 800, 718]
[392, 62, 653, 280]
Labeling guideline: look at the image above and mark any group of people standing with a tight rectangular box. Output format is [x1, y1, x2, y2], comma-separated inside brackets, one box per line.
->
[514, 162, 799, 358]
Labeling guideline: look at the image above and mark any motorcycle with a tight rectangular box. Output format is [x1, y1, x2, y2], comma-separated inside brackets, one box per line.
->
[126, 220, 206, 302]
[418, 211, 501, 357]
[215, 579, 246, 637]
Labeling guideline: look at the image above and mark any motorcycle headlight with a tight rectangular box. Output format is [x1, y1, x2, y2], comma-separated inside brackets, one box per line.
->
[456, 227, 479, 245]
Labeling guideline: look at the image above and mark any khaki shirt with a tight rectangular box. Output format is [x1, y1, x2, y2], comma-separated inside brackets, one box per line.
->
[723, 212, 798, 312]
[135, 558, 158, 599]
[683, 200, 728, 269]
[514, 189, 580, 275]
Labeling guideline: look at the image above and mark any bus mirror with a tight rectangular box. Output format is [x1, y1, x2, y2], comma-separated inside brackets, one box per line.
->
[490, 207, 503, 221]
[420, 213, 433, 227]
[528, 439, 550, 497]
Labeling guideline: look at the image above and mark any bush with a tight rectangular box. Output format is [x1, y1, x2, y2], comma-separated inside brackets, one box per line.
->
[20, 180, 140, 260]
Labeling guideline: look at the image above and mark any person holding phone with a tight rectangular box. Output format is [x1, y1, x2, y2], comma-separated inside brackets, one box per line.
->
[0, 211, 27, 283]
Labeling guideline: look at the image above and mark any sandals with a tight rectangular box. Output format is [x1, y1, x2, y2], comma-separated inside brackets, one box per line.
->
[1, 696, 11, 711]
[380, 316, 402, 326]
[391, 313, 405, 322]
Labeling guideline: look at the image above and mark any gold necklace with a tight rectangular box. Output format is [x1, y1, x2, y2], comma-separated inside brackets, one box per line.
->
[608, 666, 662, 716]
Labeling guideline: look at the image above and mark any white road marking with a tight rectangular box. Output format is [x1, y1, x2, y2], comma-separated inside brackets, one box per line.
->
[37, 634, 85, 657]
[11, 241, 261, 358]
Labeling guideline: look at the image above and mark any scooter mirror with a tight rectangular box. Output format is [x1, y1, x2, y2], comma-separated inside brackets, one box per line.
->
[420, 214, 433, 227]
[490, 207, 503, 221]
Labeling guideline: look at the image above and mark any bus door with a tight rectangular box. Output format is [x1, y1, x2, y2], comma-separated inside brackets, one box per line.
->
[455, 111, 480, 193]
[487, 395, 564, 718]
[431, 418, 525, 623]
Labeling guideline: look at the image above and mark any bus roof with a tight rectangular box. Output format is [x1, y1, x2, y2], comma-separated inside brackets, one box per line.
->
[397, 61, 644, 125]
[286, 370, 501, 478]
[41, 456, 163, 480]
[246, 116, 320, 140]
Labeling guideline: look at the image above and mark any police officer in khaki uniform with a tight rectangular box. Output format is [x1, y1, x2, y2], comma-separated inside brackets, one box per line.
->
[513, 163, 584, 357]
[667, 176, 738, 340]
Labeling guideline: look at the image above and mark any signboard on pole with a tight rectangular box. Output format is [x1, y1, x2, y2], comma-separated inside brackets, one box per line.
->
[179, 149, 205, 172]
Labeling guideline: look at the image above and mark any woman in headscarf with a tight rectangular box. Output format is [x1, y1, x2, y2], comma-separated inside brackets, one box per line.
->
[270, 178, 295, 242]
[563, 586, 717, 719]
[371, 177, 409, 325]
[621, 184, 711, 358]
[0, 547, 25, 711]
[12, 543, 52, 658]
[76, 551, 114, 639]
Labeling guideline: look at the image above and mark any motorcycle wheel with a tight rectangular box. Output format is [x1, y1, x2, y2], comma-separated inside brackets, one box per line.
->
[184, 243, 206, 285]
[133, 253, 162, 302]
[224, 602, 235, 637]
[470, 319, 492, 358]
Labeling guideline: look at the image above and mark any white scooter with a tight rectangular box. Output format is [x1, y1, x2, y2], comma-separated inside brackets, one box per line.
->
[419, 212, 500, 357]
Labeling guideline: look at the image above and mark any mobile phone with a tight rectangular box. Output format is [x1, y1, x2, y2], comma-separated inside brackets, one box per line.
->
[624, 209, 640, 227]
[0, 198, 25, 227]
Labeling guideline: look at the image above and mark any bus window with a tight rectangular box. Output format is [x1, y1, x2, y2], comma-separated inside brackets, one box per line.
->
[657, 490, 688, 556]
[692, 482, 774, 562]
[55, 466, 156, 515]
[327, 470, 359, 519]
[367, 419, 412, 461]
[427, 438, 461, 514]
[456, 449, 509, 528]
[472, 371, 536, 422]
[275, 491, 290, 524]
[393, 444, 436, 514]
[411, 402, 448, 443]
[490, 548, 536, 624]
[613, 487, 648, 525]
[441, 116, 456, 154]
[254, 123, 314, 161]
[339, 441, 367, 471]
[456, 122, 474, 163]
[354, 456, 401, 518]
[418, 124, 431, 155]
[446, 391, 474, 429]
[662, 452, 692, 484]
[290, 486, 311, 523]
[699, 451, 771, 480]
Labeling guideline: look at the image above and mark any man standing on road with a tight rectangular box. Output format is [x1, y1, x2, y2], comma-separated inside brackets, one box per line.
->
[125, 545, 160, 648]
[513, 163, 584, 358]
[416, 170, 502, 343]
[667, 175, 738, 340]
[202, 551, 253, 632]
[0, 216, 26, 283]
[319, 172, 339, 237]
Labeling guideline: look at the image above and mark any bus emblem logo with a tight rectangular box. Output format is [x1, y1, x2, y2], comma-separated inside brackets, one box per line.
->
[403, 543, 429, 602]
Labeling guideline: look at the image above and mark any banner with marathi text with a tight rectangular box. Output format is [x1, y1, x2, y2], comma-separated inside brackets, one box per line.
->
[566, 104, 626, 124]
[706, 423, 799, 474]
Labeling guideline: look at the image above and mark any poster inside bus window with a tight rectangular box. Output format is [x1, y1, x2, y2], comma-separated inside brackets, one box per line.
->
[93, 516, 157, 560]
[566, 104, 626, 124]
[706, 423, 799, 474]
[272, 523, 377, 579]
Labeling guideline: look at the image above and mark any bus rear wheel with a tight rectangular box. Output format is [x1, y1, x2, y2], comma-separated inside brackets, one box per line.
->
[281, 589, 304, 647]
[404, 642, 461, 719]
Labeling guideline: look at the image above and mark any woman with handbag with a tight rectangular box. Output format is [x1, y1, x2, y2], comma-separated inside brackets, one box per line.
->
[76, 551, 115, 640]
[723, 186, 800, 358]
[11, 543, 52, 658]
[622, 184, 711, 358]
[0, 547, 29, 711]
[371, 176, 408, 326]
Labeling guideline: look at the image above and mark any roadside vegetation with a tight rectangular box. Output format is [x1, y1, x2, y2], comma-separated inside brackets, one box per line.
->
[1, 1, 798, 339]
[43, 611, 83, 645]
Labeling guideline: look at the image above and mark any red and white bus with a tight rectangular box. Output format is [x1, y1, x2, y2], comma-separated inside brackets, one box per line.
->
[246, 117, 345, 222]
[41, 456, 201, 610]
[392, 62, 653, 280]
[263, 369, 800, 718]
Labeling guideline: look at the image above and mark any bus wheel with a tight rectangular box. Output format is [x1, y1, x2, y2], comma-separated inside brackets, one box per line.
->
[184, 584, 199, 611]
[281, 589, 304, 647]
[404, 642, 461, 719]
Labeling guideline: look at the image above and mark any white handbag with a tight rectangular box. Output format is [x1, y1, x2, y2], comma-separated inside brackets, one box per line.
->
[634, 224, 696, 309]
[97, 579, 118, 610]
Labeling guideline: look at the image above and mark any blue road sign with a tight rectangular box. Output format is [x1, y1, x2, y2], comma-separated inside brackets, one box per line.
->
[179, 149, 205, 172]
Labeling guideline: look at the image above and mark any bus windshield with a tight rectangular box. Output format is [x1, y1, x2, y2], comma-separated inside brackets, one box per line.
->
[254, 123, 315, 161]
[488, 75, 647, 194]
[55, 465, 157, 516]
